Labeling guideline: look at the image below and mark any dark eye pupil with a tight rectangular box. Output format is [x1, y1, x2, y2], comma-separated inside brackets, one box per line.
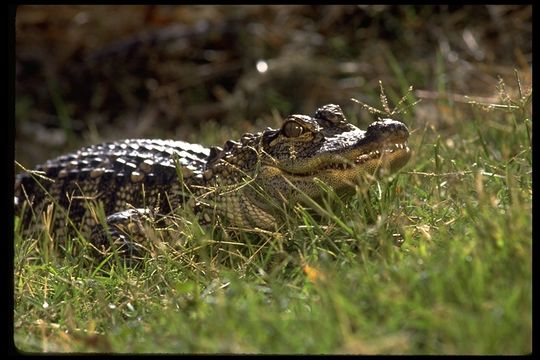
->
[325, 113, 337, 122]
[283, 122, 303, 137]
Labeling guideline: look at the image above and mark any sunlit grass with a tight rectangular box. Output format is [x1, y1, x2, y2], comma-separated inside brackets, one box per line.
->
[14, 75, 531, 354]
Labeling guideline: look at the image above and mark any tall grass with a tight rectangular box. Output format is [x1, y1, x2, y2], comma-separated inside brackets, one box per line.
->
[13, 75, 531, 354]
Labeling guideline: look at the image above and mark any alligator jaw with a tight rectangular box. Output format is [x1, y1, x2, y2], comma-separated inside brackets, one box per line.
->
[353, 141, 411, 174]
[278, 140, 411, 178]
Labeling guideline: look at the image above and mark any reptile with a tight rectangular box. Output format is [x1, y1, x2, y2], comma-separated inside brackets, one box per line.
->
[15, 104, 411, 255]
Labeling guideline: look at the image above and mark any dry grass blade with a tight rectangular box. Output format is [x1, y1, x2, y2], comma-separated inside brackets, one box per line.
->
[379, 80, 392, 115]
[352, 81, 420, 118]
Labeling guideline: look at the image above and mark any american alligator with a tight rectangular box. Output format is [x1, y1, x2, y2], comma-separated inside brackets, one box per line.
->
[15, 104, 410, 253]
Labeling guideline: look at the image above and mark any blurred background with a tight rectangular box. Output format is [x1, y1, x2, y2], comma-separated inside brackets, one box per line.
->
[14, 5, 532, 168]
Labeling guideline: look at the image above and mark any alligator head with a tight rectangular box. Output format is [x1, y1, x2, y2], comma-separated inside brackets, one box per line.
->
[203, 104, 411, 229]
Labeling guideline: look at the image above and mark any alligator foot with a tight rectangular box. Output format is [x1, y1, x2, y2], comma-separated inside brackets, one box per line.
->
[91, 208, 158, 258]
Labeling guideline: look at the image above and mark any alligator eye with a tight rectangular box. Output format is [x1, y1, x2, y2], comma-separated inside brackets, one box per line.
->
[322, 112, 337, 122]
[315, 104, 345, 124]
[282, 121, 304, 138]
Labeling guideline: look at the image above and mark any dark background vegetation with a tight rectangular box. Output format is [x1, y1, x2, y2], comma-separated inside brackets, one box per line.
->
[15, 5, 532, 167]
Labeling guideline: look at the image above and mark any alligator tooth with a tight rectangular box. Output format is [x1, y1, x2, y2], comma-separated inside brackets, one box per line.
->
[356, 154, 368, 163]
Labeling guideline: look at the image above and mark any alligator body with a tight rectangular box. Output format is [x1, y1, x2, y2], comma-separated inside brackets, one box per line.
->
[15, 104, 410, 252]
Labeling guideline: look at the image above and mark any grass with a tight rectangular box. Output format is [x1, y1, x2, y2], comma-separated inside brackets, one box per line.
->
[13, 74, 531, 354]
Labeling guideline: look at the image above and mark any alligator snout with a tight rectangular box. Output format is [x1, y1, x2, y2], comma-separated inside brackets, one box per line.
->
[366, 119, 410, 143]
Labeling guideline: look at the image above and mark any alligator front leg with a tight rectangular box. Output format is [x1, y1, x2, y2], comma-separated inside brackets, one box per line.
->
[90, 208, 157, 258]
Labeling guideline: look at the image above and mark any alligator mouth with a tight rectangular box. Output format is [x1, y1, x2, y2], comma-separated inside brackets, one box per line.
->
[353, 142, 409, 166]
[285, 141, 410, 176]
